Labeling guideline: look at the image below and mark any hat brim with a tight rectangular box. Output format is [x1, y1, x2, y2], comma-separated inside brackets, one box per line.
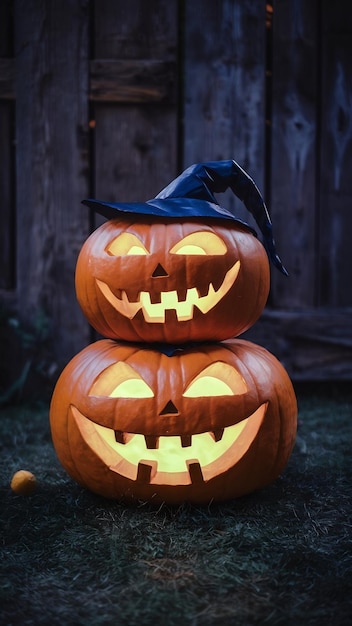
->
[82, 197, 257, 236]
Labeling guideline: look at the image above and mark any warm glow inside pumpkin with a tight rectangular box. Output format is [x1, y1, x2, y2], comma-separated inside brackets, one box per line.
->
[50, 339, 297, 504]
[75, 218, 270, 343]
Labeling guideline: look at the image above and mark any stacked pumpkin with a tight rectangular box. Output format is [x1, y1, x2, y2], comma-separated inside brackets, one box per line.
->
[50, 161, 297, 504]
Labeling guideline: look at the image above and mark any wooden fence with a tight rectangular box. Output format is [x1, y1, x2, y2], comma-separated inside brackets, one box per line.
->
[1, 0, 352, 383]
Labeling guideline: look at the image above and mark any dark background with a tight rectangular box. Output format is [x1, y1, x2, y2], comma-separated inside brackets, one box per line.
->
[1, 0, 352, 402]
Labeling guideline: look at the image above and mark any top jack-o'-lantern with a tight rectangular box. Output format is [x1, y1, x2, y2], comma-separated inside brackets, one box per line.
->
[76, 161, 287, 344]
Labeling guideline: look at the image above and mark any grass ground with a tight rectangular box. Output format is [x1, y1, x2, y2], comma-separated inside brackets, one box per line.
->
[0, 384, 351, 626]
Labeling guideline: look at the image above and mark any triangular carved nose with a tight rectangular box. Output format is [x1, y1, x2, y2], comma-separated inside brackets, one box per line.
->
[159, 400, 179, 415]
[152, 263, 168, 278]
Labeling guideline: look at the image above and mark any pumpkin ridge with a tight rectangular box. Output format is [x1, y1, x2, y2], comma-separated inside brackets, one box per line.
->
[270, 376, 297, 480]
[61, 348, 98, 487]
[96, 284, 121, 338]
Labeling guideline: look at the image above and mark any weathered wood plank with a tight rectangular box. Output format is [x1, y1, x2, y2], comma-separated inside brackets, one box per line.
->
[0, 0, 12, 58]
[14, 0, 91, 365]
[183, 0, 267, 229]
[270, 0, 318, 307]
[0, 58, 176, 103]
[243, 308, 352, 380]
[0, 58, 14, 99]
[92, 0, 179, 226]
[318, 0, 352, 307]
[0, 0, 14, 292]
[89, 59, 176, 103]
[0, 101, 14, 291]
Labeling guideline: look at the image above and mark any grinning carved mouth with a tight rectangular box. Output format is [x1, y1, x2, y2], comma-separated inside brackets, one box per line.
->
[95, 261, 240, 323]
[71, 402, 266, 486]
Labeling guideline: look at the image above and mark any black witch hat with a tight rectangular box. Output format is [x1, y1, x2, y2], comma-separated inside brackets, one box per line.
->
[83, 160, 287, 275]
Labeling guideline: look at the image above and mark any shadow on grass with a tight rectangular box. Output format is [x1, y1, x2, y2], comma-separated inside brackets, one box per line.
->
[0, 384, 351, 626]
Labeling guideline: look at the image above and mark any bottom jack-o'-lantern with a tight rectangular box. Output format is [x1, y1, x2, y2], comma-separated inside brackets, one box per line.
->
[50, 339, 297, 504]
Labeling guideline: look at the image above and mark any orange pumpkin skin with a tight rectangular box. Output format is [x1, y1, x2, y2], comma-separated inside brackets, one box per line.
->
[50, 338, 297, 504]
[75, 218, 270, 343]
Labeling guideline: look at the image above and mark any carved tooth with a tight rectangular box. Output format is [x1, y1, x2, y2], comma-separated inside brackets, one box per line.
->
[144, 435, 159, 449]
[187, 461, 204, 484]
[149, 291, 162, 304]
[211, 274, 225, 292]
[121, 290, 130, 304]
[210, 428, 224, 442]
[180, 435, 192, 448]
[125, 289, 140, 303]
[115, 431, 135, 444]
[136, 462, 153, 484]
[113, 288, 123, 300]
[197, 283, 210, 298]
[176, 287, 188, 302]
[163, 309, 176, 323]
[114, 430, 125, 444]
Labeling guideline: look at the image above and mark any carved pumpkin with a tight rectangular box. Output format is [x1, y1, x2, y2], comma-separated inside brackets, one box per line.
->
[75, 218, 270, 343]
[50, 338, 297, 504]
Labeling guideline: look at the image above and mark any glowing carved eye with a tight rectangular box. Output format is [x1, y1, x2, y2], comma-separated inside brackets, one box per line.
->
[183, 362, 248, 397]
[170, 232, 227, 255]
[89, 362, 154, 398]
[107, 233, 149, 256]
